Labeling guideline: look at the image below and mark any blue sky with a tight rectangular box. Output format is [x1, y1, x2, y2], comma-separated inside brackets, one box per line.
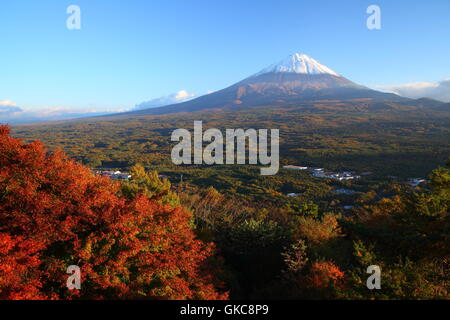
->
[1, 0, 450, 118]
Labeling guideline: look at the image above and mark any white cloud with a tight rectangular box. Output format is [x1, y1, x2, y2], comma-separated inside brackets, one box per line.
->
[134, 90, 197, 110]
[0, 89, 204, 124]
[0, 99, 22, 117]
[175, 90, 196, 100]
[0, 105, 22, 115]
[0, 105, 112, 124]
[377, 79, 450, 102]
[0, 99, 18, 107]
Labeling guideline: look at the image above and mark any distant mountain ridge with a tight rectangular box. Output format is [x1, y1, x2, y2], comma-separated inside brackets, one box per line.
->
[113, 53, 440, 117]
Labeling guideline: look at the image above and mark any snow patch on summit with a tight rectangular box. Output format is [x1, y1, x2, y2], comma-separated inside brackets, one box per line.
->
[254, 53, 340, 77]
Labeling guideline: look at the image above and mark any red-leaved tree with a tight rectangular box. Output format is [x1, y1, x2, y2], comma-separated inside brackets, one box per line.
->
[0, 125, 227, 300]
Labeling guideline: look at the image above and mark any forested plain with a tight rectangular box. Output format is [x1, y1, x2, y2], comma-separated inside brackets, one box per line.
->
[4, 103, 450, 299]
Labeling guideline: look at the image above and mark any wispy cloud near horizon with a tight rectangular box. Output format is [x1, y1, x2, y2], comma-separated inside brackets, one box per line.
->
[376, 79, 450, 102]
[0, 102, 115, 124]
[0, 99, 23, 118]
[134, 90, 197, 110]
[0, 99, 19, 107]
[1, 89, 201, 124]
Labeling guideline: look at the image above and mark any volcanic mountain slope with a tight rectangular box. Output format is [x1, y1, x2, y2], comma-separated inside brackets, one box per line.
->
[122, 53, 406, 116]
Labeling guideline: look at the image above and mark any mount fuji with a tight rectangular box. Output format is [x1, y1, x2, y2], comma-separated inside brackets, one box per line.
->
[122, 53, 406, 116]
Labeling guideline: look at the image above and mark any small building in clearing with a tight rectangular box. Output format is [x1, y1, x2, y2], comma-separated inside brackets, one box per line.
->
[283, 165, 308, 170]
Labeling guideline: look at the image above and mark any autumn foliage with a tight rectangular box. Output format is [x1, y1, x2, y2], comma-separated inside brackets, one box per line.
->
[2, 121, 449, 300]
[0, 125, 227, 300]
[308, 261, 345, 289]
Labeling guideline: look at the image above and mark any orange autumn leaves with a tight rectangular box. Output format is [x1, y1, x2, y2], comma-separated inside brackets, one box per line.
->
[309, 261, 345, 289]
[0, 234, 44, 299]
[0, 125, 227, 300]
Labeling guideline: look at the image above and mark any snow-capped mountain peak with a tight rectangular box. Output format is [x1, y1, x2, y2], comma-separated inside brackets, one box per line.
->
[254, 53, 339, 77]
